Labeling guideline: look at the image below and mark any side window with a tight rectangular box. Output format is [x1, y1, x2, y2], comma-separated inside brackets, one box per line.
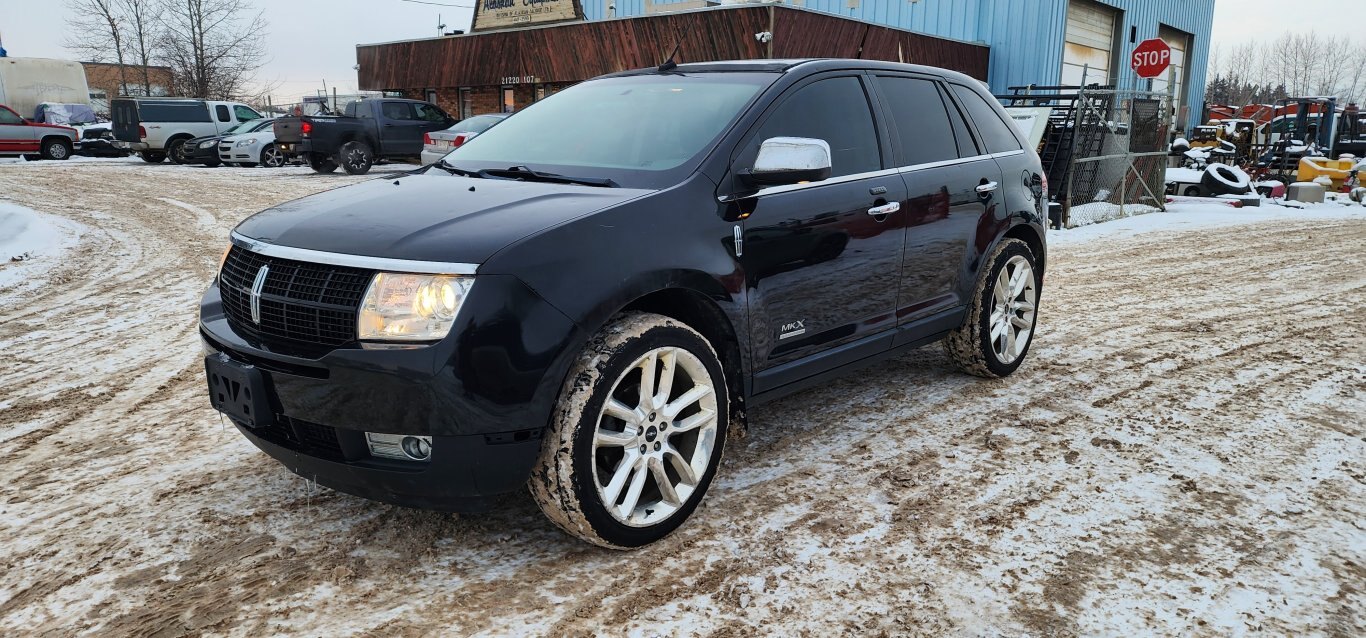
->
[874, 76, 960, 165]
[382, 102, 414, 120]
[938, 84, 981, 157]
[215, 104, 231, 122]
[950, 84, 1023, 153]
[745, 76, 881, 178]
[412, 103, 448, 123]
[234, 105, 260, 121]
[0, 107, 22, 124]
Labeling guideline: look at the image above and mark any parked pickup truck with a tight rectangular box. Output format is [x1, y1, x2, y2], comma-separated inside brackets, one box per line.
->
[273, 98, 455, 174]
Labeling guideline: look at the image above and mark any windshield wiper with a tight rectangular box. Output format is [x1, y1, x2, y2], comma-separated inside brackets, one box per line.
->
[478, 165, 618, 188]
[429, 159, 482, 178]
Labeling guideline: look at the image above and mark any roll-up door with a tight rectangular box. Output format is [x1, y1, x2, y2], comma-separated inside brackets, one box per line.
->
[1062, 0, 1119, 86]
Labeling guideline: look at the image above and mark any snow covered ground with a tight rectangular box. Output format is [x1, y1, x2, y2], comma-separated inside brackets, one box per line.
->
[0, 160, 1363, 636]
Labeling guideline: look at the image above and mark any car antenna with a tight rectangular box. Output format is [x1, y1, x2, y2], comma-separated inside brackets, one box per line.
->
[658, 42, 681, 72]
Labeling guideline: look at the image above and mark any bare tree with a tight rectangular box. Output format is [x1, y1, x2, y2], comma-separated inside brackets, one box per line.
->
[159, 0, 268, 100]
[120, 0, 162, 96]
[64, 0, 128, 95]
[1207, 31, 1366, 106]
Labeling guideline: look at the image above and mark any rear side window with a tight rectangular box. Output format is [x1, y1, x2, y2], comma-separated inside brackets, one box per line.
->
[138, 102, 211, 122]
[874, 76, 960, 165]
[234, 105, 260, 121]
[412, 103, 448, 122]
[747, 76, 881, 178]
[215, 105, 231, 122]
[382, 102, 415, 120]
[950, 84, 1023, 153]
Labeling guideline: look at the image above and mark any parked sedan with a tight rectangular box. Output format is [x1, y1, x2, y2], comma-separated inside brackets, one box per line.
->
[419, 113, 509, 165]
[186, 118, 276, 167]
[218, 126, 287, 168]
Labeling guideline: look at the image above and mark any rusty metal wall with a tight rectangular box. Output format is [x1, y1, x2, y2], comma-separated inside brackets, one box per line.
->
[357, 5, 988, 91]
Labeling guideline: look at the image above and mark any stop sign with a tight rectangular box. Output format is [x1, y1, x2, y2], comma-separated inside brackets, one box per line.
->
[1131, 38, 1172, 78]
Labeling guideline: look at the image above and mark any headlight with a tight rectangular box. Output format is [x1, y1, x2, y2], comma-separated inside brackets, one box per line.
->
[236, 138, 257, 147]
[199, 140, 216, 149]
[358, 273, 473, 342]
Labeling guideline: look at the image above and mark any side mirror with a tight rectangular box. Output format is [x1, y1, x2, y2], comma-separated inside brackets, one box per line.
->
[743, 137, 832, 186]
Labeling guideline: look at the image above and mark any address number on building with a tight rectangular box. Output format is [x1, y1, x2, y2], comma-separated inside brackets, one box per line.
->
[501, 76, 540, 85]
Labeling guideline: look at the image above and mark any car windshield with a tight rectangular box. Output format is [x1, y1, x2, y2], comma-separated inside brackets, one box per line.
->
[224, 120, 260, 135]
[445, 73, 774, 188]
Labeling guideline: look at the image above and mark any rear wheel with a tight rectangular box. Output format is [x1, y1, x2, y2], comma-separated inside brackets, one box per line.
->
[337, 140, 374, 175]
[139, 151, 166, 163]
[945, 238, 1040, 378]
[260, 144, 286, 168]
[167, 137, 192, 164]
[530, 312, 729, 549]
[40, 138, 73, 161]
[307, 153, 338, 174]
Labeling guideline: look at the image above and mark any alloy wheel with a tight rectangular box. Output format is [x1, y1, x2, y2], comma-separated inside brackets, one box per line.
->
[262, 145, 284, 167]
[592, 346, 719, 527]
[48, 142, 69, 159]
[988, 255, 1036, 365]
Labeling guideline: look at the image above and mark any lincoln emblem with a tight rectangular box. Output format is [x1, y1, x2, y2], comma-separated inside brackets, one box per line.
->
[249, 264, 269, 324]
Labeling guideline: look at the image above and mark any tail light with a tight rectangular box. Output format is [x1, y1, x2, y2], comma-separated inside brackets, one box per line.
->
[423, 132, 433, 145]
[300, 121, 312, 137]
[138, 125, 147, 139]
[452, 133, 470, 148]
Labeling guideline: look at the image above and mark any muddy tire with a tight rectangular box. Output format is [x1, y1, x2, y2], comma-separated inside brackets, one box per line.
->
[530, 312, 729, 549]
[945, 238, 1040, 378]
[337, 140, 374, 175]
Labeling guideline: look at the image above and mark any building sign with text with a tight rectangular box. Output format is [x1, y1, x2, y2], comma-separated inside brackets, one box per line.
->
[472, 0, 584, 32]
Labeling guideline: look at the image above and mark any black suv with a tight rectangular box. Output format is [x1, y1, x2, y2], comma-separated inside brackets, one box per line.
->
[200, 59, 1047, 548]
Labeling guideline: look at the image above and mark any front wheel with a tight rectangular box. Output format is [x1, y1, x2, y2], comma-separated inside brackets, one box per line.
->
[336, 140, 374, 175]
[40, 138, 73, 160]
[530, 312, 729, 549]
[139, 151, 166, 164]
[167, 138, 192, 164]
[260, 144, 286, 168]
[944, 238, 1040, 378]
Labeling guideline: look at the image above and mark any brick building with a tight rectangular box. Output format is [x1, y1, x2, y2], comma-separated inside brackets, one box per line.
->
[81, 61, 174, 113]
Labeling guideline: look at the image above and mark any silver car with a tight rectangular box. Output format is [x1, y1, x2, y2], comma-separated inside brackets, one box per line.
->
[219, 125, 287, 168]
[420, 113, 509, 165]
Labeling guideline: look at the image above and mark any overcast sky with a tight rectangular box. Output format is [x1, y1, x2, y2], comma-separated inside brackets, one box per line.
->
[0, 0, 1359, 102]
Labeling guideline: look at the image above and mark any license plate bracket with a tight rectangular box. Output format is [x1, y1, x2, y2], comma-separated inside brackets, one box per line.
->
[205, 353, 272, 428]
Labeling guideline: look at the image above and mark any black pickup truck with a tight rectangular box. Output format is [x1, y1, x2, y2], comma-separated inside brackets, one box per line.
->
[274, 98, 455, 174]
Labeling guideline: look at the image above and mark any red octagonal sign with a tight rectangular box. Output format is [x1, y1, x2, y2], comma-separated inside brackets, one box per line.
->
[1131, 38, 1172, 79]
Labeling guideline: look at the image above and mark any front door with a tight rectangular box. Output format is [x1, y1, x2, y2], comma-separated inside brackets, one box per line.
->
[733, 74, 905, 374]
[0, 106, 37, 153]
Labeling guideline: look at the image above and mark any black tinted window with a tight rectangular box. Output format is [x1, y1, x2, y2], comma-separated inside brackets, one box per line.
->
[215, 104, 230, 122]
[950, 84, 1022, 153]
[750, 76, 881, 177]
[875, 76, 960, 165]
[139, 102, 210, 122]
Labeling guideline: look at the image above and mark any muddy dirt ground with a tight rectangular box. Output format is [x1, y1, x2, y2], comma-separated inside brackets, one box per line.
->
[1, 158, 1363, 637]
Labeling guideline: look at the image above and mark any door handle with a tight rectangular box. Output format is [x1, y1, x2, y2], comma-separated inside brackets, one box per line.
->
[867, 202, 900, 216]
[976, 181, 999, 195]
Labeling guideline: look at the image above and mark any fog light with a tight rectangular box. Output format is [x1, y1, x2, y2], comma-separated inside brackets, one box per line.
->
[365, 433, 432, 462]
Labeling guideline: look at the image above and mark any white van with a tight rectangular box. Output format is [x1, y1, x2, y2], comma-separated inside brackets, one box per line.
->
[111, 97, 263, 163]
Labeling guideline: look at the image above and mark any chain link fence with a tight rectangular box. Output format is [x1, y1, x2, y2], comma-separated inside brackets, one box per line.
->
[1064, 88, 1173, 227]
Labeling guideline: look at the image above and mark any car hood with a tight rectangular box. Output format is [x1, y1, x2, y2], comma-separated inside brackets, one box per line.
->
[233, 172, 652, 265]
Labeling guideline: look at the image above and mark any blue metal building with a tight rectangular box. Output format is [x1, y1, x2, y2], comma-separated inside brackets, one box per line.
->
[583, 0, 1215, 131]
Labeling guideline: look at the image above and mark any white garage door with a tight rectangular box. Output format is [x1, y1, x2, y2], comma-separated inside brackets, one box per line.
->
[1062, 0, 1118, 86]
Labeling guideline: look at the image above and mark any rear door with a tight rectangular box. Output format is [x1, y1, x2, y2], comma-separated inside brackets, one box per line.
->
[731, 73, 907, 383]
[378, 101, 425, 156]
[872, 74, 1003, 324]
[111, 99, 141, 143]
[0, 105, 37, 152]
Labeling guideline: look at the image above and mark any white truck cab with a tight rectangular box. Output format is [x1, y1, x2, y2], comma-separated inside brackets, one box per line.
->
[112, 98, 263, 164]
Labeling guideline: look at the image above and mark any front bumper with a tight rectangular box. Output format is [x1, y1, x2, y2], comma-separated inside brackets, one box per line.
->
[185, 143, 222, 164]
[198, 273, 583, 508]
